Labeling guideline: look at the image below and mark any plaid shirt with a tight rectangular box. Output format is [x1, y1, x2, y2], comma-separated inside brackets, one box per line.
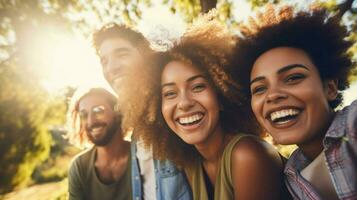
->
[284, 100, 357, 200]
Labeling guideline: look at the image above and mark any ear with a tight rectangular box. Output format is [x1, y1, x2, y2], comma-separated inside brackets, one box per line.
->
[324, 79, 338, 101]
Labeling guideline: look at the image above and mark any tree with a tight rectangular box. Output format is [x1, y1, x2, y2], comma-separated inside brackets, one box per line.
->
[0, 0, 68, 193]
[0, 60, 68, 193]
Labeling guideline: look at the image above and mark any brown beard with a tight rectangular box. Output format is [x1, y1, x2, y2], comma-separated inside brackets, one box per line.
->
[86, 118, 119, 146]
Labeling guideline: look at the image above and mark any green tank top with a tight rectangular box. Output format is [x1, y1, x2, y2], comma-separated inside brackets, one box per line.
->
[185, 134, 250, 200]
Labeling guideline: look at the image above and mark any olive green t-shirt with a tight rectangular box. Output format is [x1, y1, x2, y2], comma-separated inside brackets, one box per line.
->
[68, 147, 132, 200]
[185, 134, 248, 200]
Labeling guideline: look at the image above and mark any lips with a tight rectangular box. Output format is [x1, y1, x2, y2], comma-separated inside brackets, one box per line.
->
[175, 112, 205, 131]
[265, 107, 302, 128]
[177, 113, 204, 125]
[88, 124, 106, 136]
[111, 74, 124, 85]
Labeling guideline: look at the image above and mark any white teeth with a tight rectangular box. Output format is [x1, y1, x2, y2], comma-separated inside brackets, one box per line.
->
[179, 113, 203, 125]
[270, 109, 300, 122]
[91, 126, 104, 133]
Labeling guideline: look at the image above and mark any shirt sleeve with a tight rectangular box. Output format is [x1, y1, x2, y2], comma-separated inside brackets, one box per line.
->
[68, 159, 84, 200]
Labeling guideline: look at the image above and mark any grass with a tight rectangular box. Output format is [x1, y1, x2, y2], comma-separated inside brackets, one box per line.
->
[1, 179, 68, 200]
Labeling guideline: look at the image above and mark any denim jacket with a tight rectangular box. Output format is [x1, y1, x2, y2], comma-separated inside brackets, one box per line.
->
[131, 142, 192, 200]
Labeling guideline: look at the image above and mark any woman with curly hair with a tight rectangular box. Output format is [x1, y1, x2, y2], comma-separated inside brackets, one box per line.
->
[134, 16, 286, 200]
[232, 5, 356, 200]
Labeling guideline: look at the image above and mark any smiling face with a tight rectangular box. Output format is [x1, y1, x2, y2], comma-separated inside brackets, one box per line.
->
[79, 95, 118, 146]
[250, 47, 337, 146]
[98, 37, 144, 92]
[161, 61, 222, 146]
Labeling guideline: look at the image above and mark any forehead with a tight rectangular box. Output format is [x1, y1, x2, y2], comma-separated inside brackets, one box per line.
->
[251, 47, 317, 77]
[98, 37, 136, 56]
[161, 61, 203, 83]
[79, 95, 111, 111]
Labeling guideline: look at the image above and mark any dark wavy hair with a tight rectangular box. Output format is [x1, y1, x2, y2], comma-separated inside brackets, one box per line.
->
[231, 5, 355, 109]
[134, 16, 259, 168]
[92, 22, 151, 56]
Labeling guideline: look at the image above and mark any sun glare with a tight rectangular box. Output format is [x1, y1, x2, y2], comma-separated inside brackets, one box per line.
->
[28, 28, 112, 94]
[33, 3, 185, 95]
[24, 2, 356, 106]
[43, 35, 109, 92]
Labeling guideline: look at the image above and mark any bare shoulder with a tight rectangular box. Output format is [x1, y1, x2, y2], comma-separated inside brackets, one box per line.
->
[231, 136, 282, 167]
[230, 136, 284, 199]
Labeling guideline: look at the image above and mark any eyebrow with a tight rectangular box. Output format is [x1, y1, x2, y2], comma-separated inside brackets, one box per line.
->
[100, 47, 131, 59]
[113, 47, 131, 54]
[161, 74, 205, 88]
[250, 64, 309, 85]
[277, 64, 309, 74]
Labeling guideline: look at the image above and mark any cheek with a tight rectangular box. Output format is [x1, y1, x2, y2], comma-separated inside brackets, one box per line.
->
[296, 84, 330, 110]
[161, 102, 173, 126]
[251, 97, 262, 119]
[131, 56, 144, 69]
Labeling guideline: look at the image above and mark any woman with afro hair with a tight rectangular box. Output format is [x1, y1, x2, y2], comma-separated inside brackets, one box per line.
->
[231, 4, 356, 200]
[131, 14, 287, 200]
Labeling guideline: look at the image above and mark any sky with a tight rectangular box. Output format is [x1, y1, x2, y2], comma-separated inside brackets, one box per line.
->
[36, 0, 356, 106]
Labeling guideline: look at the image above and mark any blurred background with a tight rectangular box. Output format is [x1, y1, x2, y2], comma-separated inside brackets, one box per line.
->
[0, 0, 355, 199]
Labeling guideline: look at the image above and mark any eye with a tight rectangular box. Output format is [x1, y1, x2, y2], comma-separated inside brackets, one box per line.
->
[251, 85, 267, 95]
[92, 106, 105, 115]
[92, 105, 105, 119]
[285, 73, 306, 84]
[115, 51, 130, 58]
[192, 83, 206, 93]
[162, 90, 177, 99]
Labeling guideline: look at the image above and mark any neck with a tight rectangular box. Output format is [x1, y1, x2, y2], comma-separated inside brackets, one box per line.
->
[299, 138, 324, 160]
[195, 126, 228, 164]
[299, 110, 335, 160]
[96, 130, 130, 162]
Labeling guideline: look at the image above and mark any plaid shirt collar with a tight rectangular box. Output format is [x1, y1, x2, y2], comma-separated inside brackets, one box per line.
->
[284, 100, 357, 200]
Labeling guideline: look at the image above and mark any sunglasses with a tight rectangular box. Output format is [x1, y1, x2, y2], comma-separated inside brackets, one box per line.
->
[79, 105, 106, 123]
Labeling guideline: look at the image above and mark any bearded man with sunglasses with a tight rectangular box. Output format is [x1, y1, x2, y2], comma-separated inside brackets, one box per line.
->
[67, 88, 131, 200]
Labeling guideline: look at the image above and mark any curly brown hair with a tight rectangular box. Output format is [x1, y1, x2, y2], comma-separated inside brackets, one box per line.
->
[231, 5, 355, 109]
[91, 23, 158, 140]
[134, 15, 259, 168]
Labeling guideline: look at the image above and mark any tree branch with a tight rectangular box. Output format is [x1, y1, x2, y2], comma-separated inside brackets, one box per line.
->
[336, 0, 354, 18]
[200, 0, 217, 13]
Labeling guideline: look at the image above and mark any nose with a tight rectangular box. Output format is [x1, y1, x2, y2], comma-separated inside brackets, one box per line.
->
[104, 58, 121, 80]
[266, 88, 288, 104]
[86, 112, 98, 127]
[177, 93, 195, 111]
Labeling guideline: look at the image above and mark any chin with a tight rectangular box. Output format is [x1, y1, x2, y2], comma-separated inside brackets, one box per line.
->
[272, 133, 301, 145]
[186, 136, 208, 146]
[180, 138, 196, 145]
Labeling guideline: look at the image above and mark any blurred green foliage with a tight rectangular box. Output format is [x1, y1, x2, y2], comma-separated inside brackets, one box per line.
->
[0, 1, 70, 193]
[0, 62, 67, 193]
[32, 130, 80, 184]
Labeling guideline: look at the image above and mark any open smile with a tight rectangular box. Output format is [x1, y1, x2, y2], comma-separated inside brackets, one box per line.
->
[265, 107, 302, 128]
[111, 74, 125, 84]
[89, 125, 106, 135]
[175, 112, 205, 130]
